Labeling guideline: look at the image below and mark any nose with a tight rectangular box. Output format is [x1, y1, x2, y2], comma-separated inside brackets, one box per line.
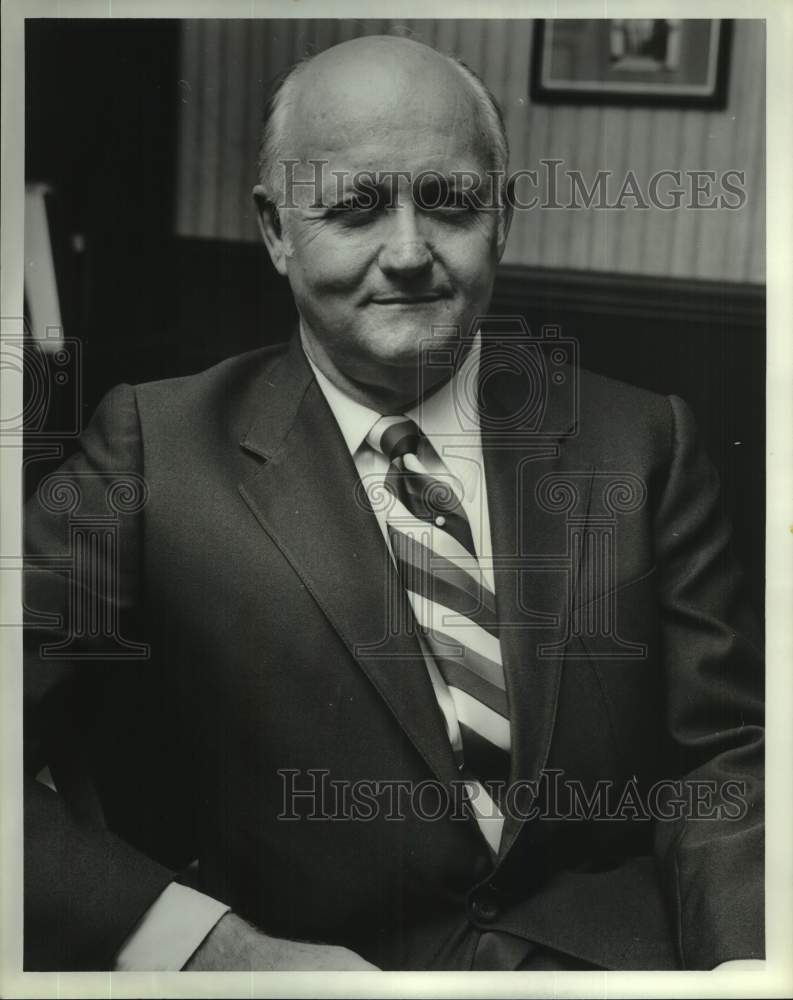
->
[377, 207, 433, 279]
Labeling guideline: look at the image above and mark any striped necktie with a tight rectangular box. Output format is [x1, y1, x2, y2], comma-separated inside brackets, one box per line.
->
[367, 415, 511, 791]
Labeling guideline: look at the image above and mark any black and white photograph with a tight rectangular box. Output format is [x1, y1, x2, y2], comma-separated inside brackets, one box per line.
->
[1, 2, 791, 998]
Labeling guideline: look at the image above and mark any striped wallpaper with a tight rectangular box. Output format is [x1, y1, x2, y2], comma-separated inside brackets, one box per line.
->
[175, 18, 764, 283]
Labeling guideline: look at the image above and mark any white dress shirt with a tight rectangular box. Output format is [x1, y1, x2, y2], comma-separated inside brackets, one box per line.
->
[114, 332, 503, 969]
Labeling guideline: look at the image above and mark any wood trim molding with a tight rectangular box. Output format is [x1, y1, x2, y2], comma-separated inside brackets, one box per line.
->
[492, 265, 765, 329]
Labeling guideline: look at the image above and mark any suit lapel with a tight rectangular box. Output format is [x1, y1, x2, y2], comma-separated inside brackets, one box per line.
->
[479, 344, 585, 854]
[238, 337, 460, 788]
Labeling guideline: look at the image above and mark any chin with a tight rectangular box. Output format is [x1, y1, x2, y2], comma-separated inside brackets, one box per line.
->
[370, 315, 461, 357]
[363, 348, 425, 378]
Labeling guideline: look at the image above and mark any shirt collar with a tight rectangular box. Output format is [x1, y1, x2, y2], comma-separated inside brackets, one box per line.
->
[303, 328, 482, 460]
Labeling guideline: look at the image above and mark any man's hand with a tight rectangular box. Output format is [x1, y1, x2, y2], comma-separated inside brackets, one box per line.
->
[184, 912, 379, 971]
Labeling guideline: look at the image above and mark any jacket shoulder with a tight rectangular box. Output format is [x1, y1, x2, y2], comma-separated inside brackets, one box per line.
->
[577, 366, 674, 431]
[130, 343, 291, 440]
[577, 366, 672, 419]
[133, 343, 289, 402]
[567, 366, 679, 470]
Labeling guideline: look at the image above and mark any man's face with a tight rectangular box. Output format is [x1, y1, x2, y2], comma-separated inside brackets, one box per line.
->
[256, 40, 510, 400]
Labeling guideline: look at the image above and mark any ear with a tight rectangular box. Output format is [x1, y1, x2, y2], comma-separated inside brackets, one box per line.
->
[253, 184, 288, 276]
[495, 183, 514, 261]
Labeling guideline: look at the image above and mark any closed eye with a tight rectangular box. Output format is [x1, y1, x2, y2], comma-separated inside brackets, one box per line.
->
[327, 190, 385, 225]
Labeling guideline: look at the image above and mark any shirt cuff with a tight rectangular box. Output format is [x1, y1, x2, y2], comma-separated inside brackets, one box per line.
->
[113, 881, 230, 971]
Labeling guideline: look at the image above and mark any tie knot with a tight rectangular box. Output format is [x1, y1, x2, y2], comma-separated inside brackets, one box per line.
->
[367, 415, 422, 463]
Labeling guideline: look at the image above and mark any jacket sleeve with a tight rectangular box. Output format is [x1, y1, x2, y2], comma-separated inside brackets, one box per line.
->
[24, 384, 175, 970]
[652, 395, 764, 969]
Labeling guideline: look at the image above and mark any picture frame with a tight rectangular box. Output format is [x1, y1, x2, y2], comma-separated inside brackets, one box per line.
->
[530, 19, 733, 109]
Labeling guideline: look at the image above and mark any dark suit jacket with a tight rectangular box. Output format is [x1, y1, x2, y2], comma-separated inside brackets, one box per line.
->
[23, 333, 764, 971]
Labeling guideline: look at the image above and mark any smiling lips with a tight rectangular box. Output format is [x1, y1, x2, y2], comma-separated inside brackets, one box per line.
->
[371, 293, 447, 304]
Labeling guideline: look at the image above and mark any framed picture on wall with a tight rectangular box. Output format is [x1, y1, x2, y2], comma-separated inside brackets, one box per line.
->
[530, 19, 732, 108]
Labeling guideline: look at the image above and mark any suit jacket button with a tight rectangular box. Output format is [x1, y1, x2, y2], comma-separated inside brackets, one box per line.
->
[469, 888, 500, 924]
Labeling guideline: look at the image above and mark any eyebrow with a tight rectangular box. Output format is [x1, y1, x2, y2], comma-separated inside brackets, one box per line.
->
[322, 171, 401, 209]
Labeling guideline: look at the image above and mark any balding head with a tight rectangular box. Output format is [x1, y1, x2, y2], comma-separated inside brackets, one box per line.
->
[257, 35, 508, 205]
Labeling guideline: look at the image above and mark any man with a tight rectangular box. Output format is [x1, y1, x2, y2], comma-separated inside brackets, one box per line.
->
[24, 35, 763, 972]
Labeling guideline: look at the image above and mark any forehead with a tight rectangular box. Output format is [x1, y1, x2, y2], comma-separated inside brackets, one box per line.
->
[287, 47, 491, 177]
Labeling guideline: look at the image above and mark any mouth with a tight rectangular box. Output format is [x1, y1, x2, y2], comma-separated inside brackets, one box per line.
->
[370, 293, 447, 305]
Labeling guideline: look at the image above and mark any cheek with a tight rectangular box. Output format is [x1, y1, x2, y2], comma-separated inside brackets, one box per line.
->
[287, 227, 377, 294]
[434, 223, 499, 290]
